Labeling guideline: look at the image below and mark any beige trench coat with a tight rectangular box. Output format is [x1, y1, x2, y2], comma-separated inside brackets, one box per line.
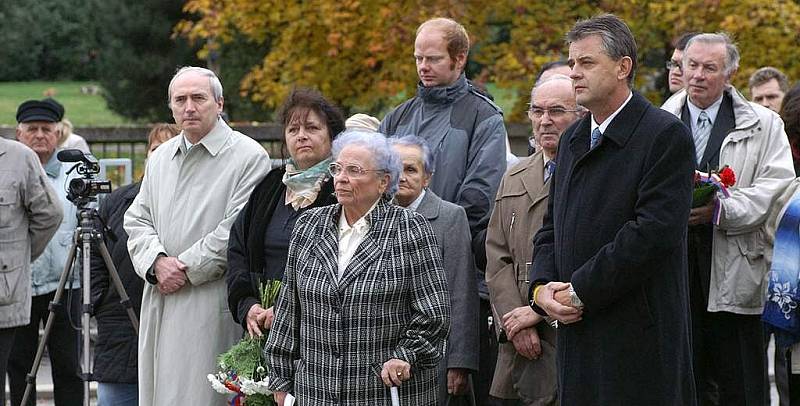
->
[125, 119, 270, 405]
[485, 152, 557, 403]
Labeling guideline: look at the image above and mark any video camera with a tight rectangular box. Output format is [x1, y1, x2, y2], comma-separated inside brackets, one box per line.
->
[57, 149, 112, 205]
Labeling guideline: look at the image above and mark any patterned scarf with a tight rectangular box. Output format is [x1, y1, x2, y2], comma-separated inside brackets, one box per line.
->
[282, 157, 332, 210]
[763, 196, 800, 348]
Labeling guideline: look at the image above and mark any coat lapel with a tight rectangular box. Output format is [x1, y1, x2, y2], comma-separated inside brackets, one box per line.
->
[310, 205, 343, 290]
[602, 92, 648, 149]
[519, 152, 549, 205]
[415, 190, 441, 222]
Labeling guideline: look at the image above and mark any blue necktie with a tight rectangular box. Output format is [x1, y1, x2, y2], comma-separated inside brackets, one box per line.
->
[544, 160, 556, 183]
[694, 110, 712, 164]
[590, 127, 602, 149]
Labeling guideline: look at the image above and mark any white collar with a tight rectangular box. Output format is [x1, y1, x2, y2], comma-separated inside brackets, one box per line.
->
[338, 198, 381, 234]
[591, 91, 634, 135]
[405, 189, 427, 212]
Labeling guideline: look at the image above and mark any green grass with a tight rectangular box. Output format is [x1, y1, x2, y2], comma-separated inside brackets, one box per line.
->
[0, 81, 130, 126]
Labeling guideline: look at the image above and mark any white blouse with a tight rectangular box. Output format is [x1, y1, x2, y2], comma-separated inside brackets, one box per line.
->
[337, 199, 381, 279]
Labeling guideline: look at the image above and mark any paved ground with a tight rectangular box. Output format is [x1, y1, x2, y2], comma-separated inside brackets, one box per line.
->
[4, 338, 782, 405]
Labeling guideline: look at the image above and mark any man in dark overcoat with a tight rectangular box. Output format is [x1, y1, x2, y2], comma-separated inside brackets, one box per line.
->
[527, 14, 697, 405]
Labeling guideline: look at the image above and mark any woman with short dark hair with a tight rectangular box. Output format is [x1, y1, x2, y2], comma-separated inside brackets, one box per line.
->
[226, 88, 344, 337]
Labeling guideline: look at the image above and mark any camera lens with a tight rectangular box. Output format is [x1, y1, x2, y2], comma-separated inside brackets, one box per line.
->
[68, 178, 88, 197]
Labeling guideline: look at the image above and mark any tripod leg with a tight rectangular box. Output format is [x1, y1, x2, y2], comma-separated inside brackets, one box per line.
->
[96, 238, 139, 333]
[81, 238, 92, 406]
[21, 240, 78, 406]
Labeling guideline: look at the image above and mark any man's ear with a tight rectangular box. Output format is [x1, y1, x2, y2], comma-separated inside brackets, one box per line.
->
[726, 68, 737, 84]
[456, 52, 468, 72]
[617, 56, 633, 82]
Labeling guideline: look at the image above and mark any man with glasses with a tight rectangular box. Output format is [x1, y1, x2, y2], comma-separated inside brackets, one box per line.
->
[666, 32, 699, 95]
[486, 74, 583, 405]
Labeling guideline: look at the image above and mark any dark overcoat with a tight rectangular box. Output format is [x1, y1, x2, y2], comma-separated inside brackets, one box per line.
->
[529, 92, 697, 405]
[414, 191, 480, 404]
[265, 199, 451, 405]
[90, 182, 143, 383]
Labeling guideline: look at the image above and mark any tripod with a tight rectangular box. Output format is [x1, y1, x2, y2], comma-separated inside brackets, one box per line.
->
[20, 206, 139, 406]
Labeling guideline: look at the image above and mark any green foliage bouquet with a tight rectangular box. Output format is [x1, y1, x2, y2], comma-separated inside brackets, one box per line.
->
[207, 280, 282, 406]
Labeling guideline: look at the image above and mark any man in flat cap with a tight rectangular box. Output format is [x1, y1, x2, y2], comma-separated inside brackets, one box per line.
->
[7, 99, 85, 405]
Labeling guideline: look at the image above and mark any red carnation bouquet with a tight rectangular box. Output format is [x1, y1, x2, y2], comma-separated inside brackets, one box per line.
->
[692, 165, 736, 224]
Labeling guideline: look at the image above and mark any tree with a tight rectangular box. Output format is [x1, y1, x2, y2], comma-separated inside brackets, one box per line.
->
[179, 0, 800, 122]
[0, 0, 101, 81]
[93, 0, 201, 122]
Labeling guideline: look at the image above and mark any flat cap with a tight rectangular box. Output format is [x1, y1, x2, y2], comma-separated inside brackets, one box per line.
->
[16, 99, 64, 123]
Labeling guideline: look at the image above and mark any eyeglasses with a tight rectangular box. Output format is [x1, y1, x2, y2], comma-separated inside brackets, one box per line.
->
[665, 60, 681, 71]
[528, 107, 581, 119]
[328, 162, 385, 178]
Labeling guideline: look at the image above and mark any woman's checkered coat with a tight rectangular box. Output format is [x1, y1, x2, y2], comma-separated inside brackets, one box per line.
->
[265, 199, 451, 405]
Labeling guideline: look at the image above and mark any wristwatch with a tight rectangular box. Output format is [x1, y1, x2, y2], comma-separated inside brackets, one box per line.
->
[569, 286, 584, 309]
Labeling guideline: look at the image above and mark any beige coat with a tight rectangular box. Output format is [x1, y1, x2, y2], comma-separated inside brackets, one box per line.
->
[0, 138, 62, 328]
[485, 152, 557, 402]
[124, 119, 270, 405]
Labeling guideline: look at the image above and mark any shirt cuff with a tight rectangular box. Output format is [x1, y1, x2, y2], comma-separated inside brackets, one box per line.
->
[145, 253, 166, 285]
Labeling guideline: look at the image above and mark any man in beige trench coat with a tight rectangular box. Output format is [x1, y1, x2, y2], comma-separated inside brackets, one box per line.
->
[486, 75, 583, 405]
[125, 67, 270, 405]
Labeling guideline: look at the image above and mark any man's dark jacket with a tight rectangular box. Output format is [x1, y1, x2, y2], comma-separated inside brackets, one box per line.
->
[529, 92, 697, 405]
[90, 182, 143, 383]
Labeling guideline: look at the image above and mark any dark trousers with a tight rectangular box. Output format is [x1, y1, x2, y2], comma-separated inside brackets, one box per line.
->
[688, 227, 767, 406]
[691, 310, 767, 405]
[792, 372, 800, 406]
[1, 327, 17, 406]
[766, 328, 790, 406]
[7, 290, 84, 406]
[789, 349, 800, 406]
[475, 299, 509, 406]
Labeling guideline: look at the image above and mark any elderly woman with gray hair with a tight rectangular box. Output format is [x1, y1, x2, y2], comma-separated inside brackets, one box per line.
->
[391, 135, 479, 405]
[264, 130, 451, 405]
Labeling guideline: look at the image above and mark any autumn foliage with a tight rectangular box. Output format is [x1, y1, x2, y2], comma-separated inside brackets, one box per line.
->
[177, 0, 800, 122]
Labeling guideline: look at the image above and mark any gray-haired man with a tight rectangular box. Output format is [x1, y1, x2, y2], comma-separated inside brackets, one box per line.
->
[663, 33, 795, 405]
[125, 67, 270, 405]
